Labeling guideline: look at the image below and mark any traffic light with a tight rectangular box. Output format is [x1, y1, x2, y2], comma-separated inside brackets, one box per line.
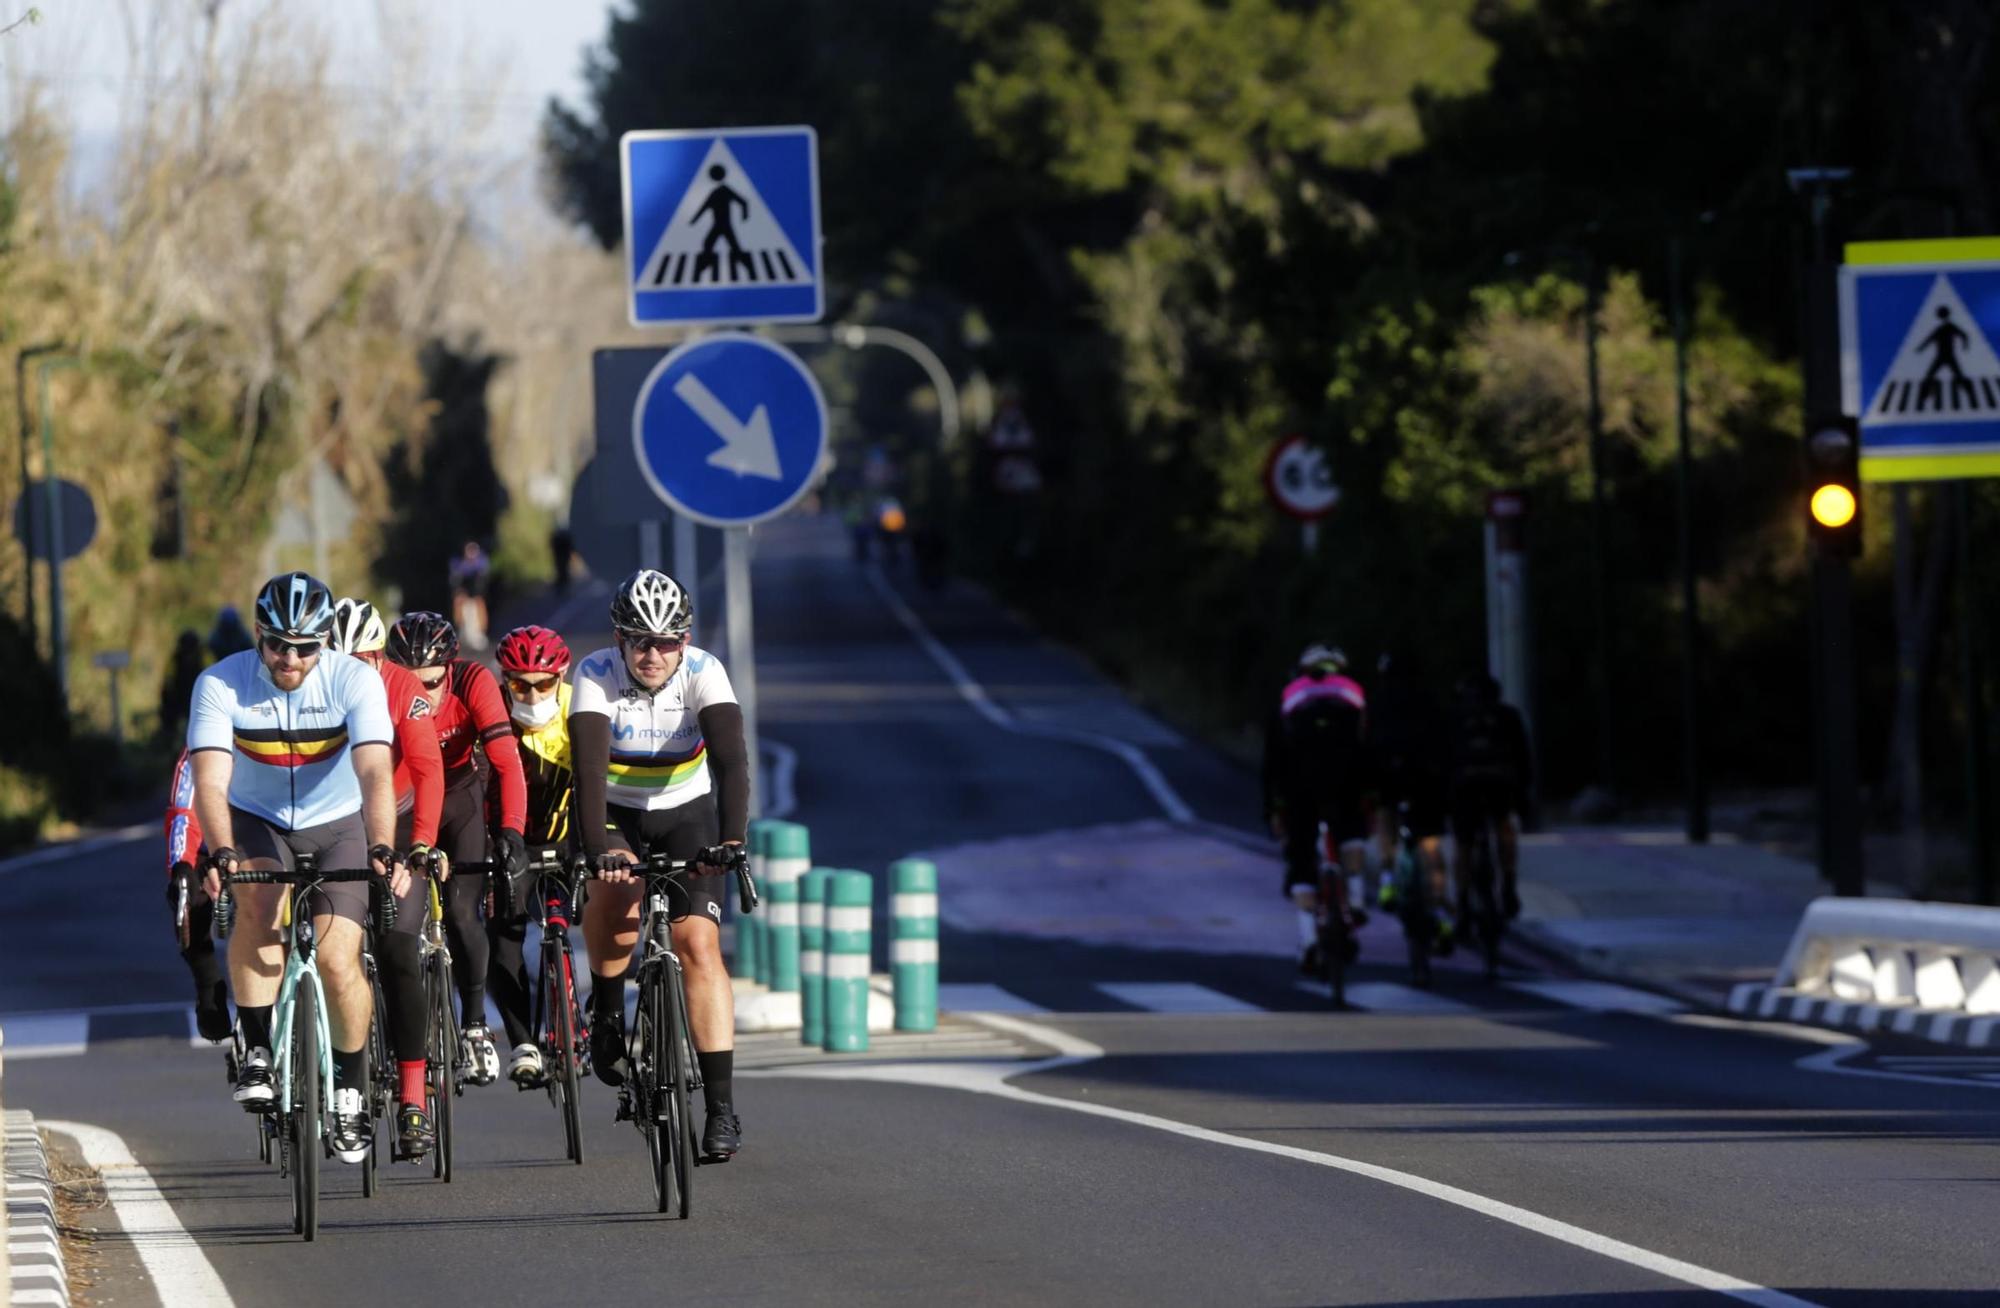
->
[1806, 414, 1862, 557]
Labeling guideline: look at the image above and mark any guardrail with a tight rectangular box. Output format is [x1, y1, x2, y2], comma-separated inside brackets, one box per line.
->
[1727, 897, 2000, 1047]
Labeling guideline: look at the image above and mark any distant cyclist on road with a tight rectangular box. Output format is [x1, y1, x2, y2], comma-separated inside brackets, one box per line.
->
[186, 572, 407, 1164]
[327, 597, 450, 1154]
[1370, 650, 1454, 948]
[1263, 643, 1369, 975]
[570, 569, 749, 1161]
[1447, 672, 1534, 921]
[386, 611, 530, 1091]
[489, 624, 577, 1087]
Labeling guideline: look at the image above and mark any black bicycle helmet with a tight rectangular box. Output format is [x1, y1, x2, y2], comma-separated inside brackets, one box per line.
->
[254, 571, 336, 640]
[610, 569, 692, 636]
[386, 611, 459, 668]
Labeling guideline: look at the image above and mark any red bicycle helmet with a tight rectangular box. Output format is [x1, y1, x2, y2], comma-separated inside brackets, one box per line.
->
[496, 625, 571, 676]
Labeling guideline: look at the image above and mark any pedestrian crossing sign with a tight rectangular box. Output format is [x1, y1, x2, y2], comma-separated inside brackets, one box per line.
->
[620, 126, 822, 327]
[1840, 236, 2000, 481]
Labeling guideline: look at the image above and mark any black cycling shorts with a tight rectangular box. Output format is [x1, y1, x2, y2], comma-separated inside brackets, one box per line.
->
[230, 806, 387, 928]
[599, 800, 724, 929]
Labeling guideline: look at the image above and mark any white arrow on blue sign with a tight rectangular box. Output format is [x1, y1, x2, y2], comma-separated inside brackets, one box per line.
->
[631, 333, 829, 527]
[621, 126, 822, 327]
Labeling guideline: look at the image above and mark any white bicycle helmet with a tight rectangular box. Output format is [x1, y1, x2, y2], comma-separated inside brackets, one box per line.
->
[610, 569, 692, 636]
[1297, 643, 1347, 675]
[327, 598, 388, 654]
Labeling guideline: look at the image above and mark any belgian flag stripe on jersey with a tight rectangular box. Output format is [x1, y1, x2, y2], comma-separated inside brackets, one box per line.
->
[234, 725, 350, 769]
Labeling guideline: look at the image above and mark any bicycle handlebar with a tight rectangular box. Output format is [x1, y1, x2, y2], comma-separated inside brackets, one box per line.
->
[223, 868, 378, 885]
[581, 847, 758, 916]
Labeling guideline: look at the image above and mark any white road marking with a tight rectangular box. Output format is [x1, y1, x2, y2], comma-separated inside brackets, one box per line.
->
[1300, 981, 1477, 1015]
[0, 1013, 89, 1059]
[758, 1015, 1822, 1308]
[1795, 1041, 2000, 1090]
[0, 822, 152, 876]
[1096, 983, 1261, 1014]
[937, 983, 1047, 1015]
[863, 566, 1194, 823]
[40, 1119, 236, 1308]
[1507, 979, 1685, 1014]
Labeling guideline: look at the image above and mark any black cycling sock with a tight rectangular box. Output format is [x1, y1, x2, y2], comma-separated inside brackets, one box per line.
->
[487, 917, 533, 1047]
[591, 972, 626, 1025]
[333, 1045, 366, 1093]
[239, 1004, 273, 1052]
[698, 1050, 733, 1115]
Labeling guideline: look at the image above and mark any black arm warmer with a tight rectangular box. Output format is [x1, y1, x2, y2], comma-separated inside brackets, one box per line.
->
[699, 703, 750, 843]
[571, 712, 612, 858]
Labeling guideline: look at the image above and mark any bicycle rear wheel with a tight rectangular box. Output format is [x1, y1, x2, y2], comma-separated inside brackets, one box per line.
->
[290, 984, 321, 1241]
[362, 964, 387, 1197]
[426, 954, 457, 1182]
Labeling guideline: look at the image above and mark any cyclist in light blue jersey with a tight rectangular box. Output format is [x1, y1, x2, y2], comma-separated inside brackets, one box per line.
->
[187, 571, 410, 1163]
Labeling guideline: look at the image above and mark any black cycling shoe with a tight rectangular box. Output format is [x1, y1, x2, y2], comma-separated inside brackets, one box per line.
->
[701, 1110, 741, 1161]
[194, 982, 233, 1043]
[589, 1014, 627, 1087]
[233, 1048, 276, 1111]
[397, 1103, 435, 1158]
[1296, 943, 1323, 977]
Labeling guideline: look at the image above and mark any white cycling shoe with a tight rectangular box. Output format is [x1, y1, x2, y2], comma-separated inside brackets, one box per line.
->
[460, 1024, 501, 1086]
[508, 1042, 544, 1087]
[329, 1088, 372, 1164]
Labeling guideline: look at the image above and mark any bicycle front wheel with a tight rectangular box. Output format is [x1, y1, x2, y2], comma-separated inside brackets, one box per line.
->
[554, 943, 585, 1165]
[632, 970, 673, 1213]
[426, 954, 457, 1182]
[664, 958, 697, 1213]
[362, 965, 387, 1198]
[291, 983, 321, 1241]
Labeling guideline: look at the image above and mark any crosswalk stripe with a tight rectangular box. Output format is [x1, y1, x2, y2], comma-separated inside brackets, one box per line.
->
[1505, 979, 1683, 1015]
[1096, 983, 1262, 1014]
[1297, 981, 1479, 1014]
[1, 1012, 89, 1059]
[937, 983, 1048, 1015]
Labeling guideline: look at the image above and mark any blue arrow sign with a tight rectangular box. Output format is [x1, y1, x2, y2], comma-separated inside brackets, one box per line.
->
[632, 334, 828, 527]
[621, 126, 822, 327]
[1841, 238, 2000, 481]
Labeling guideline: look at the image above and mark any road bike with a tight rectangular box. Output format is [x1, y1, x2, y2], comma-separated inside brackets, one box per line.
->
[1383, 803, 1436, 989]
[1313, 826, 1355, 1009]
[470, 846, 590, 1163]
[582, 845, 756, 1216]
[413, 860, 461, 1181]
[216, 856, 379, 1241]
[1457, 805, 1508, 981]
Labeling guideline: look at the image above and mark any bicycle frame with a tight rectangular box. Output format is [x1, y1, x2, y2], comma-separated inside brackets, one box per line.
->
[270, 917, 334, 1125]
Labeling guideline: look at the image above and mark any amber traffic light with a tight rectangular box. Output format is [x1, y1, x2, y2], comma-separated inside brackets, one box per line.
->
[1805, 416, 1862, 556]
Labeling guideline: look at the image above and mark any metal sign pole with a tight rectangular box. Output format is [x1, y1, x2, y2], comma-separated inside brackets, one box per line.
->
[724, 527, 761, 818]
[637, 519, 662, 571]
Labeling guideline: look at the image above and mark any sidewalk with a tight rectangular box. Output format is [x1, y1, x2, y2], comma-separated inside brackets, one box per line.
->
[1513, 829, 1884, 1006]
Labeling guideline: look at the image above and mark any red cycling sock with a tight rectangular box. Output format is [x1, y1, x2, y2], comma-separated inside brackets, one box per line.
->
[399, 1060, 427, 1107]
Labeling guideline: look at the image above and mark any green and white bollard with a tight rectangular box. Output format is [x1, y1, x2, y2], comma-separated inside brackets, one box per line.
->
[823, 869, 873, 1052]
[890, 858, 939, 1032]
[799, 867, 832, 1046]
[740, 819, 771, 983]
[764, 821, 810, 994]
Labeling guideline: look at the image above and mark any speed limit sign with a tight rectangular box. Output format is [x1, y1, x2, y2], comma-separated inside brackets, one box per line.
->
[1263, 435, 1339, 520]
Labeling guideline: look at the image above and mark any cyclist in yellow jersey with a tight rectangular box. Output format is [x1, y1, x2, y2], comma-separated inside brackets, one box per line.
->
[488, 625, 576, 1085]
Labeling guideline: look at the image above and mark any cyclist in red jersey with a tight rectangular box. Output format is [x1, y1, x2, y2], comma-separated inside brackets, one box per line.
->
[328, 598, 451, 1153]
[165, 749, 231, 1040]
[387, 610, 529, 1090]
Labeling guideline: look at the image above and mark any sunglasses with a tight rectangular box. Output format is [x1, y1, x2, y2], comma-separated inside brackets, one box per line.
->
[505, 674, 560, 697]
[417, 672, 448, 691]
[261, 634, 322, 658]
[623, 634, 686, 654]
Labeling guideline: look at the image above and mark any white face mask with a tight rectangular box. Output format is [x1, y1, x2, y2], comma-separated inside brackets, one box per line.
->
[511, 696, 558, 729]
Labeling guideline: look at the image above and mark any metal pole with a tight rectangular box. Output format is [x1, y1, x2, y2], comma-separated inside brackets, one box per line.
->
[38, 363, 67, 710]
[1958, 481, 1992, 904]
[1584, 254, 1615, 798]
[637, 519, 662, 571]
[1301, 521, 1318, 556]
[724, 527, 761, 818]
[767, 323, 960, 447]
[14, 344, 58, 649]
[108, 665, 123, 753]
[1670, 237, 1709, 843]
[673, 513, 697, 593]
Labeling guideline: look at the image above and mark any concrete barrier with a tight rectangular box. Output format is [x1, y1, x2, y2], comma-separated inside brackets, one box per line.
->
[739, 819, 771, 982]
[799, 867, 832, 1046]
[1727, 897, 2000, 1047]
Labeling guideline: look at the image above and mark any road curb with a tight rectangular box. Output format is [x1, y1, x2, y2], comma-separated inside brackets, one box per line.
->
[1726, 983, 1999, 1048]
[4, 1109, 69, 1308]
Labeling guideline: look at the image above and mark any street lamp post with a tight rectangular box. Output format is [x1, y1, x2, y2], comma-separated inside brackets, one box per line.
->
[1670, 234, 1710, 843]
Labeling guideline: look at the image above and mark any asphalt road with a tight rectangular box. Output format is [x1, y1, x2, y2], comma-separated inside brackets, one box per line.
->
[3, 513, 1997, 1306]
